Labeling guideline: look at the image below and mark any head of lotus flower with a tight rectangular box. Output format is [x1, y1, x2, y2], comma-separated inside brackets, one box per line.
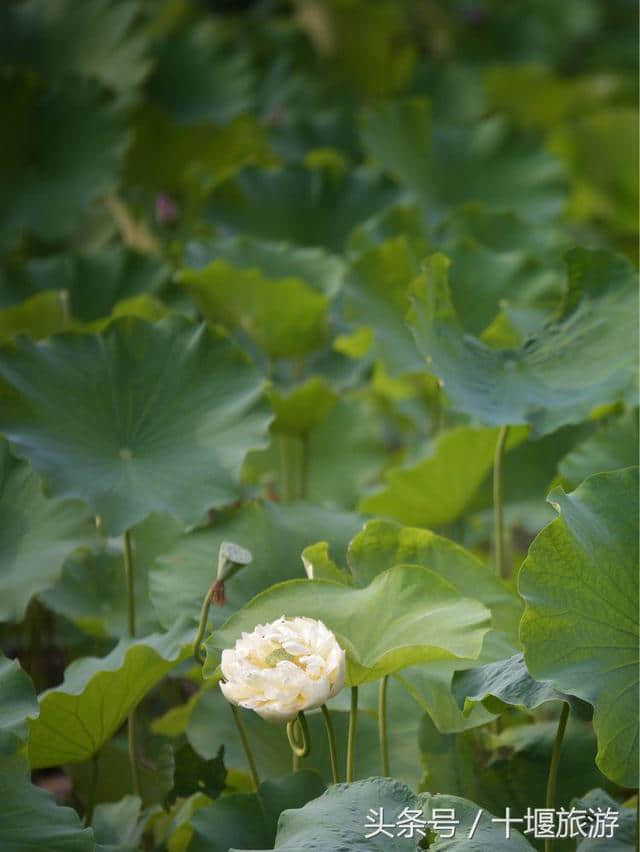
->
[220, 616, 346, 723]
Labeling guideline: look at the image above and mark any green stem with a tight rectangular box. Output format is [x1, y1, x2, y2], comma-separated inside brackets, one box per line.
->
[123, 530, 136, 637]
[193, 585, 213, 663]
[300, 433, 310, 500]
[122, 529, 141, 797]
[545, 702, 570, 852]
[346, 686, 358, 783]
[84, 752, 99, 826]
[127, 710, 141, 797]
[378, 676, 389, 776]
[493, 425, 510, 579]
[321, 704, 339, 784]
[230, 703, 260, 791]
[287, 711, 311, 758]
[280, 436, 295, 502]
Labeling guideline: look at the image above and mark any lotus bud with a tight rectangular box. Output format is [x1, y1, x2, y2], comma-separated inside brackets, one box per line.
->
[211, 541, 252, 607]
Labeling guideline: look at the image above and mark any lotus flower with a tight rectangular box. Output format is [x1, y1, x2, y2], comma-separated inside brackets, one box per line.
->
[220, 616, 346, 722]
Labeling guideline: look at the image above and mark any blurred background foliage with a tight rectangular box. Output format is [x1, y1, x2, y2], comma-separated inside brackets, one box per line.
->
[0, 0, 637, 846]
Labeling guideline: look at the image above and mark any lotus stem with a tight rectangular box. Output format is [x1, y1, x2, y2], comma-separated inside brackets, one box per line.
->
[300, 432, 310, 499]
[545, 701, 570, 852]
[378, 675, 390, 776]
[84, 752, 99, 826]
[493, 425, 510, 578]
[127, 710, 141, 797]
[346, 686, 358, 783]
[230, 703, 260, 791]
[321, 704, 339, 784]
[193, 585, 213, 664]
[280, 436, 295, 502]
[287, 711, 311, 758]
[123, 529, 136, 637]
[122, 529, 141, 797]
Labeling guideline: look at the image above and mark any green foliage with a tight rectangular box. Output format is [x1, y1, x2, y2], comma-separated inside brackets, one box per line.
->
[28, 618, 192, 768]
[408, 250, 639, 435]
[191, 772, 325, 852]
[0, 440, 98, 622]
[420, 717, 612, 830]
[180, 259, 329, 359]
[0, 318, 271, 535]
[204, 565, 491, 685]
[0, 0, 636, 846]
[359, 425, 526, 527]
[0, 73, 128, 250]
[362, 98, 567, 223]
[520, 468, 639, 787]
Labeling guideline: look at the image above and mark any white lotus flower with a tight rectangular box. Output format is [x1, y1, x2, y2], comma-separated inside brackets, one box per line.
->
[220, 616, 346, 722]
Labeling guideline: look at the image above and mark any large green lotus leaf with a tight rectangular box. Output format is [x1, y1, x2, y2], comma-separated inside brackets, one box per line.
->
[125, 107, 274, 203]
[237, 778, 534, 851]
[341, 237, 425, 376]
[452, 652, 589, 716]
[148, 20, 254, 125]
[420, 718, 612, 830]
[0, 291, 69, 343]
[346, 521, 521, 732]
[237, 777, 425, 852]
[394, 661, 497, 735]
[420, 793, 534, 850]
[180, 259, 329, 359]
[519, 467, 639, 787]
[485, 66, 619, 131]
[266, 378, 337, 436]
[0, 316, 272, 536]
[408, 250, 639, 436]
[347, 202, 428, 257]
[92, 795, 146, 852]
[186, 236, 346, 298]
[311, 0, 415, 99]
[0, 0, 150, 100]
[203, 566, 491, 685]
[0, 247, 168, 321]
[574, 789, 637, 851]
[347, 520, 522, 637]
[359, 426, 526, 529]
[559, 409, 638, 488]
[549, 108, 638, 237]
[149, 500, 361, 629]
[442, 237, 565, 338]
[0, 744, 95, 852]
[205, 166, 398, 253]
[349, 203, 567, 340]
[0, 653, 38, 740]
[0, 439, 98, 622]
[0, 73, 128, 249]
[27, 618, 192, 768]
[189, 772, 325, 852]
[187, 677, 425, 789]
[435, 203, 571, 258]
[361, 98, 566, 223]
